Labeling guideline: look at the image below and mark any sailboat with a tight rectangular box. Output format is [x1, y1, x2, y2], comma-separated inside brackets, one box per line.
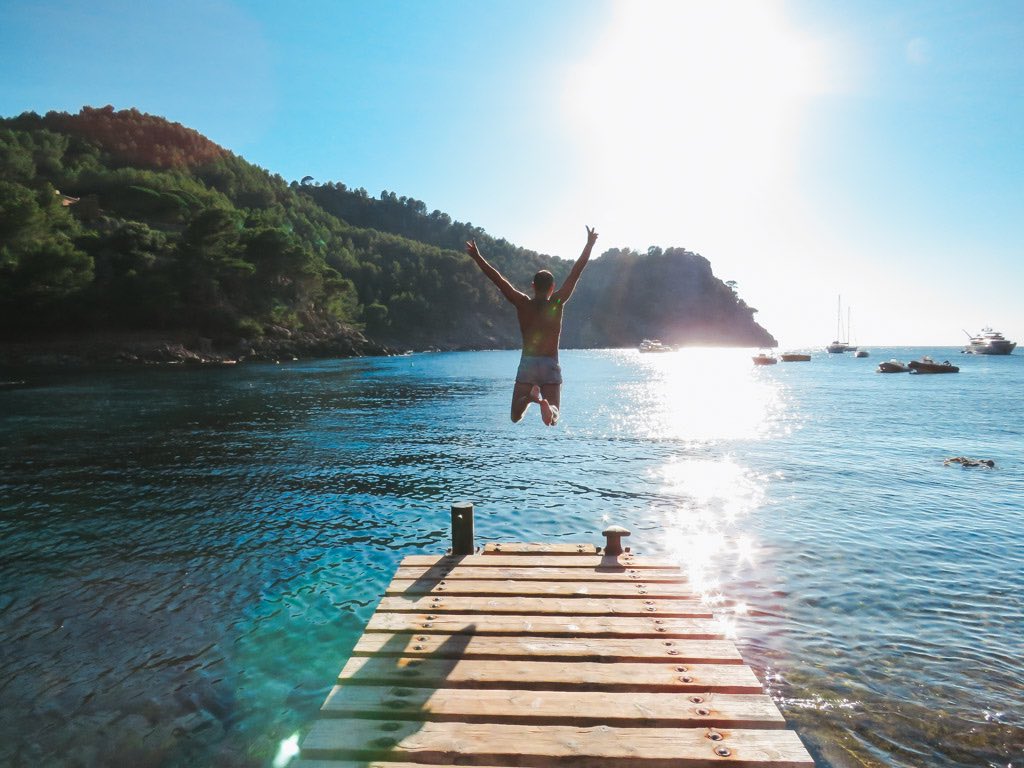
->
[826, 296, 858, 353]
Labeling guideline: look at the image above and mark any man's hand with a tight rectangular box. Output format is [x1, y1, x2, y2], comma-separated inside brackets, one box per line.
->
[465, 238, 525, 305]
[554, 225, 598, 303]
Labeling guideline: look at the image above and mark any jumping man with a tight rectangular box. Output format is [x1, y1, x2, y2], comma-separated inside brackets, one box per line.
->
[466, 226, 598, 426]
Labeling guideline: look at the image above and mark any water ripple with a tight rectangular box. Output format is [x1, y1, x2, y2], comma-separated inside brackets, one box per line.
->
[1, 350, 1022, 766]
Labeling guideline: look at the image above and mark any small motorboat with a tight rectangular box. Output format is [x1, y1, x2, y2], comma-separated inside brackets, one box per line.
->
[877, 359, 909, 373]
[639, 339, 674, 353]
[752, 352, 778, 365]
[780, 353, 811, 362]
[854, 349, 869, 358]
[908, 356, 959, 374]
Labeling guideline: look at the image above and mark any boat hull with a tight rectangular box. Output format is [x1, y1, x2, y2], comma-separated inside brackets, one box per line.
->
[877, 362, 908, 373]
[964, 342, 1016, 355]
[780, 354, 811, 362]
[908, 360, 959, 374]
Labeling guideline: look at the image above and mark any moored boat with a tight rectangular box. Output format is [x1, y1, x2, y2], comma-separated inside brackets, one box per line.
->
[877, 359, 909, 373]
[963, 327, 1016, 355]
[639, 339, 673, 353]
[752, 352, 778, 365]
[780, 353, 811, 362]
[826, 295, 858, 352]
[908, 356, 959, 374]
[826, 341, 856, 353]
[854, 349, 869, 358]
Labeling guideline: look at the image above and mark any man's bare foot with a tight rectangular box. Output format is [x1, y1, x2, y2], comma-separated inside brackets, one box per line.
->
[547, 403, 559, 426]
[540, 399, 558, 426]
[528, 385, 559, 426]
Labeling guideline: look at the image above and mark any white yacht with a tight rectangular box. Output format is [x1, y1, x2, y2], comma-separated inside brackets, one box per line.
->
[963, 328, 1016, 355]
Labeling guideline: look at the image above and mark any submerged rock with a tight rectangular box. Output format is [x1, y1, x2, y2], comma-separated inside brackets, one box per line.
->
[944, 456, 996, 468]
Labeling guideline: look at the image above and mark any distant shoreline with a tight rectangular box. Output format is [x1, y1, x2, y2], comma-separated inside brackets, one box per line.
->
[0, 328, 392, 367]
[0, 332, 815, 368]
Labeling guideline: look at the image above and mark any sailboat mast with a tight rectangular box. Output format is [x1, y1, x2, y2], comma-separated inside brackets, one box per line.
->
[837, 295, 841, 339]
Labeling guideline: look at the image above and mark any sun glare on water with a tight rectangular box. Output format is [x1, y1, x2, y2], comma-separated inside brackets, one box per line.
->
[657, 454, 766, 589]
[616, 348, 785, 632]
[617, 347, 787, 442]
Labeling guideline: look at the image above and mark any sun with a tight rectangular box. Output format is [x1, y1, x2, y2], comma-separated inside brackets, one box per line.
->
[561, 0, 831, 237]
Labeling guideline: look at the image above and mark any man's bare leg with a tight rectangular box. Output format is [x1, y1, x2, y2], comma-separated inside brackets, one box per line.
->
[511, 382, 560, 425]
[510, 382, 536, 423]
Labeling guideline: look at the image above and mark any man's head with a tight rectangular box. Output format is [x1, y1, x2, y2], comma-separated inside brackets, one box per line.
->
[532, 269, 555, 298]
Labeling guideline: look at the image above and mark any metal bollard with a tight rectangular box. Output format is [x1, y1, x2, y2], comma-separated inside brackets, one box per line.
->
[451, 502, 475, 556]
[602, 524, 631, 556]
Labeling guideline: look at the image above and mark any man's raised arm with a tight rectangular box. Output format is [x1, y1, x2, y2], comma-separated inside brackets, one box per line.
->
[554, 226, 598, 302]
[466, 239, 527, 305]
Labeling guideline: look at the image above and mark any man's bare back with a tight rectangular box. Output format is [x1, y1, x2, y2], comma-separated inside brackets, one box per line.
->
[517, 296, 564, 358]
[466, 226, 598, 426]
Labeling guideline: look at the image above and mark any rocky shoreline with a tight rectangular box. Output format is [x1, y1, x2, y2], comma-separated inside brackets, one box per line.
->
[0, 324, 394, 367]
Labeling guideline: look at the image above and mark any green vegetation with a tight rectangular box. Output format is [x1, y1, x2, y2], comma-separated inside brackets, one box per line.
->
[0, 106, 774, 351]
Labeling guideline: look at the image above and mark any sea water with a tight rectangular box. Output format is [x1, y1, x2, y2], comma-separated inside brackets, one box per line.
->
[1, 348, 1021, 767]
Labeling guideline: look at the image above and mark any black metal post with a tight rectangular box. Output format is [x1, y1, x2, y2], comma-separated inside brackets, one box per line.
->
[451, 501, 475, 555]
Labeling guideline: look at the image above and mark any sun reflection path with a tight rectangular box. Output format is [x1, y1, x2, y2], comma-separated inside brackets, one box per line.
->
[655, 453, 769, 642]
[613, 348, 789, 442]
[591, 350, 788, 657]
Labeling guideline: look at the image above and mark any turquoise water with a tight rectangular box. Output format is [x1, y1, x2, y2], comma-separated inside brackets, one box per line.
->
[1, 348, 1022, 767]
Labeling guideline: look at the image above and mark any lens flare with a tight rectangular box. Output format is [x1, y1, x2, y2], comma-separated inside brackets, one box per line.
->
[272, 732, 300, 768]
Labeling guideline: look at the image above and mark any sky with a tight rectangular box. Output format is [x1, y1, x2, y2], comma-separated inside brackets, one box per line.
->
[2, 0, 1022, 346]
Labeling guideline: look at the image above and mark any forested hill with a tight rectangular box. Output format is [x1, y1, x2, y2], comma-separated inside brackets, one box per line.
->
[0, 106, 775, 360]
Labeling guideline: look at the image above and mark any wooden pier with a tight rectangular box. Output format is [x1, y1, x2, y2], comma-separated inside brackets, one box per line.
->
[297, 506, 814, 767]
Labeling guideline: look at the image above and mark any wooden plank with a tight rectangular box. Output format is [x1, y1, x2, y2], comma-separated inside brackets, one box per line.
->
[376, 595, 710, 618]
[401, 554, 676, 569]
[366, 612, 721, 639]
[385, 579, 692, 599]
[299, 538, 815, 768]
[395, 565, 686, 583]
[301, 720, 815, 766]
[484, 542, 599, 554]
[337, 656, 763, 693]
[320, 686, 785, 729]
[353, 632, 743, 663]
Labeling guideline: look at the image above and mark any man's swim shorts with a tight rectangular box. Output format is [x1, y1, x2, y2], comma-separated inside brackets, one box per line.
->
[516, 355, 563, 385]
